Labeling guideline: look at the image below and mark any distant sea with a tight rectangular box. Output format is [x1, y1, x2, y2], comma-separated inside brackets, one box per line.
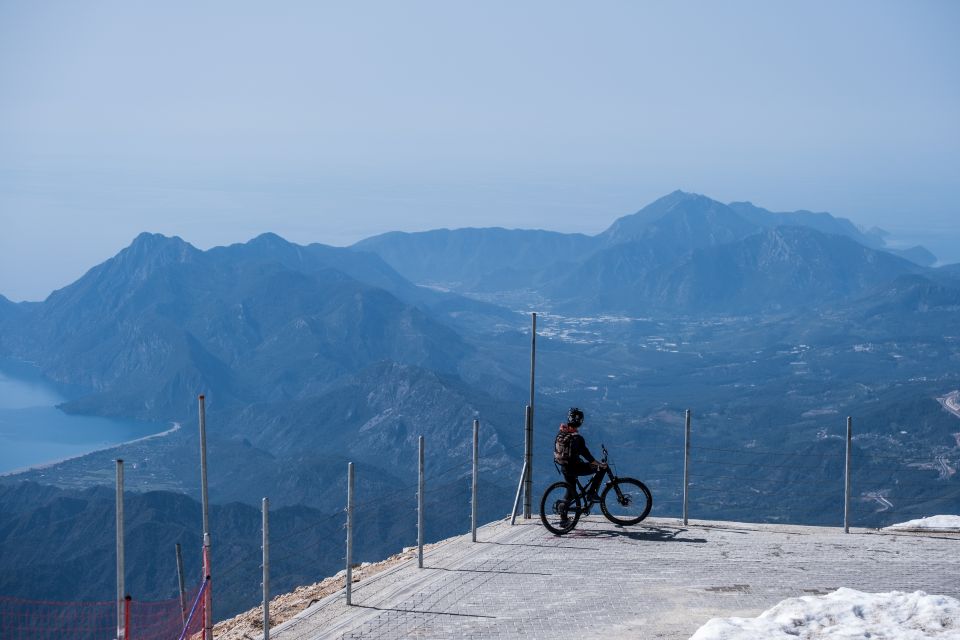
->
[883, 227, 960, 267]
[0, 361, 167, 474]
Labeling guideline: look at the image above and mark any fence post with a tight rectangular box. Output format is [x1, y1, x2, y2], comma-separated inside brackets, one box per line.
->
[116, 459, 125, 640]
[529, 312, 537, 414]
[418, 436, 424, 569]
[198, 395, 213, 640]
[175, 543, 187, 626]
[844, 416, 852, 534]
[510, 460, 528, 525]
[527, 313, 536, 515]
[523, 405, 533, 519]
[262, 497, 270, 639]
[346, 462, 354, 604]
[124, 595, 131, 640]
[472, 419, 479, 542]
[682, 409, 691, 526]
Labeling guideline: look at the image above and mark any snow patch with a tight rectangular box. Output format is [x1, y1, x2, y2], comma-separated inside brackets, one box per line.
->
[689, 588, 960, 639]
[885, 515, 960, 532]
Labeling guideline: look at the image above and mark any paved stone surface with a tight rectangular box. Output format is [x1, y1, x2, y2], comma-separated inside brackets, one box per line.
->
[270, 516, 960, 640]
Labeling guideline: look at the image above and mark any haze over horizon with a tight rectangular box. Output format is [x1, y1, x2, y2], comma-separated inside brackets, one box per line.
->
[2, 1, 958, 302]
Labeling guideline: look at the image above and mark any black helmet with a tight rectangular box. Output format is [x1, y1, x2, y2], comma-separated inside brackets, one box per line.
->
[567, 407, 584, 427]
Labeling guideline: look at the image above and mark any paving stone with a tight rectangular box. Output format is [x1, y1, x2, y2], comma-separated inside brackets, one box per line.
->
[270, 516, 959, 639]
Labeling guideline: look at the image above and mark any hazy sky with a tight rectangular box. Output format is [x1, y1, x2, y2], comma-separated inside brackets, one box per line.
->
[1, 1, 958, 301]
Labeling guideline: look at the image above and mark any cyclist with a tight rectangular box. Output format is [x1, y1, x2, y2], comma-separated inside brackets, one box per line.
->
[553, 407, 608, 520]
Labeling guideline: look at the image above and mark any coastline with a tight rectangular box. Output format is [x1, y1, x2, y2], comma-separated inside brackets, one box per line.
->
[0, 421, 181, 478]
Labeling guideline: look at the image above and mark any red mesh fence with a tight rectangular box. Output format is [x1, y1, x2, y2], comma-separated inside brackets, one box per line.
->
[130, 582, 205, 640]
[0, 580, 205, 640]
[0, 595, 114, 640]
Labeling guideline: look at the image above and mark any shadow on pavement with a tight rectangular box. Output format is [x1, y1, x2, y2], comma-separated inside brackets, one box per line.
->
[571, 526, 708, 543]
[478, 540, 600, 551]
[351, 604, 497, 619]
[429, 566, 553, 576]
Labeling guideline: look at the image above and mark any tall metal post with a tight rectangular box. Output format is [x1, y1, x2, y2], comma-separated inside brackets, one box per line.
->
[262, 497, 270, 640]
[527, 313, 536, 514]
[417, 436, 425, 568]
[529, 312, 537, 411]
[471, 419, 479, 542]
[116, 459, 125, 640]
[523, 405, 533, 519]
[175, 543, 187, 626]
[682, 410, 691, 526]
[198, 395, 212, 640]
[346, 462, 354, 605]
[844, 416, 852, 534]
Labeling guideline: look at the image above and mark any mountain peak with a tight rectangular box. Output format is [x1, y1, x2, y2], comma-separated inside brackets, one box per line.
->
[129, 231, 188, 249]
[109, 232, 199, 276]
[238, 232, 302, 260]
[656, 189, 708, 206]
[600, 191, 751, 247]
[122, 232, 197, 261]
[248, 232, 292, 247]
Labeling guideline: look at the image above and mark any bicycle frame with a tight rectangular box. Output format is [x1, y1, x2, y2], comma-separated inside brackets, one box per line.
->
[554, 444, 618, 501]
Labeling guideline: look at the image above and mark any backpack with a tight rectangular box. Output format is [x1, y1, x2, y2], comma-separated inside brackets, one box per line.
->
[554, 431, 575, 464]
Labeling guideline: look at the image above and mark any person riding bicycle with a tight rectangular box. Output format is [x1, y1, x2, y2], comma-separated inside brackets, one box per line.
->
[554, 407, 608, 513]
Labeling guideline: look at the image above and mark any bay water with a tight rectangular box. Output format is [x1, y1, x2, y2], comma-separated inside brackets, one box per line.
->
[0, 362, 168, 474]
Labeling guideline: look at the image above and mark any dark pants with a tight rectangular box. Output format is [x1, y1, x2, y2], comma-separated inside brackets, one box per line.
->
[560, 462, 606, 503]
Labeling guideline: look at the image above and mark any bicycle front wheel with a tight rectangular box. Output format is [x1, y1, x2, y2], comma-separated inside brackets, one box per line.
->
[600, 477, 652, 525]
[539, 481, 581, 535]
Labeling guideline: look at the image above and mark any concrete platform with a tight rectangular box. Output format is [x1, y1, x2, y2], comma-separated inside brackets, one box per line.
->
[270, 516, 960, 640]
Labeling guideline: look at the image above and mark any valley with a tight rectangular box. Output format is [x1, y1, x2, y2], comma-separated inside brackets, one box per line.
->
[0, 190, 958, 619]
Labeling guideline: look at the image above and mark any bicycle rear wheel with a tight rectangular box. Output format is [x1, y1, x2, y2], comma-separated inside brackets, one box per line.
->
[600, 477, 652, 525]
[539, 481, 581, 535]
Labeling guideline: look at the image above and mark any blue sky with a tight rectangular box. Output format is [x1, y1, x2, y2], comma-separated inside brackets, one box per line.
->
[1, 1, 958, 301]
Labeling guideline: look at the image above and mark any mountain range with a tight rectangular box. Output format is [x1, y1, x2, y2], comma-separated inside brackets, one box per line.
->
[1, 232, 496, 420]
[1, 189, 957, 621]
[353, 191, 941, 310]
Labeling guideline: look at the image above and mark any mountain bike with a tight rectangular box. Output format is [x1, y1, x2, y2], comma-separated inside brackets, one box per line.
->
[540, 444, 652, 535]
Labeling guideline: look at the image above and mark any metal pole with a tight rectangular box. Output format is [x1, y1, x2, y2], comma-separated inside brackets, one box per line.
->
[682, 409, 691, 526]
[123, 595, 131, 640]
[346, 462, 354, 605]
[844, 416, 852, 534]
[198, 395, 212, 640]
[176, 543, 187, 626]
[471, 419, 479, 542]
[523, 405, 533, 519]
[510, 460, 528, 525]
[528, 313, 536, 515]
[417, 436, 424, 569]
[262, 497, 270, 639]
[529, 312, 537, 407]
[116, 459, 125, 640]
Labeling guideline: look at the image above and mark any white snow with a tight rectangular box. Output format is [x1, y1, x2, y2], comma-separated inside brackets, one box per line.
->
[689, 588, 960, 639]
[885, 515, 960, 531]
